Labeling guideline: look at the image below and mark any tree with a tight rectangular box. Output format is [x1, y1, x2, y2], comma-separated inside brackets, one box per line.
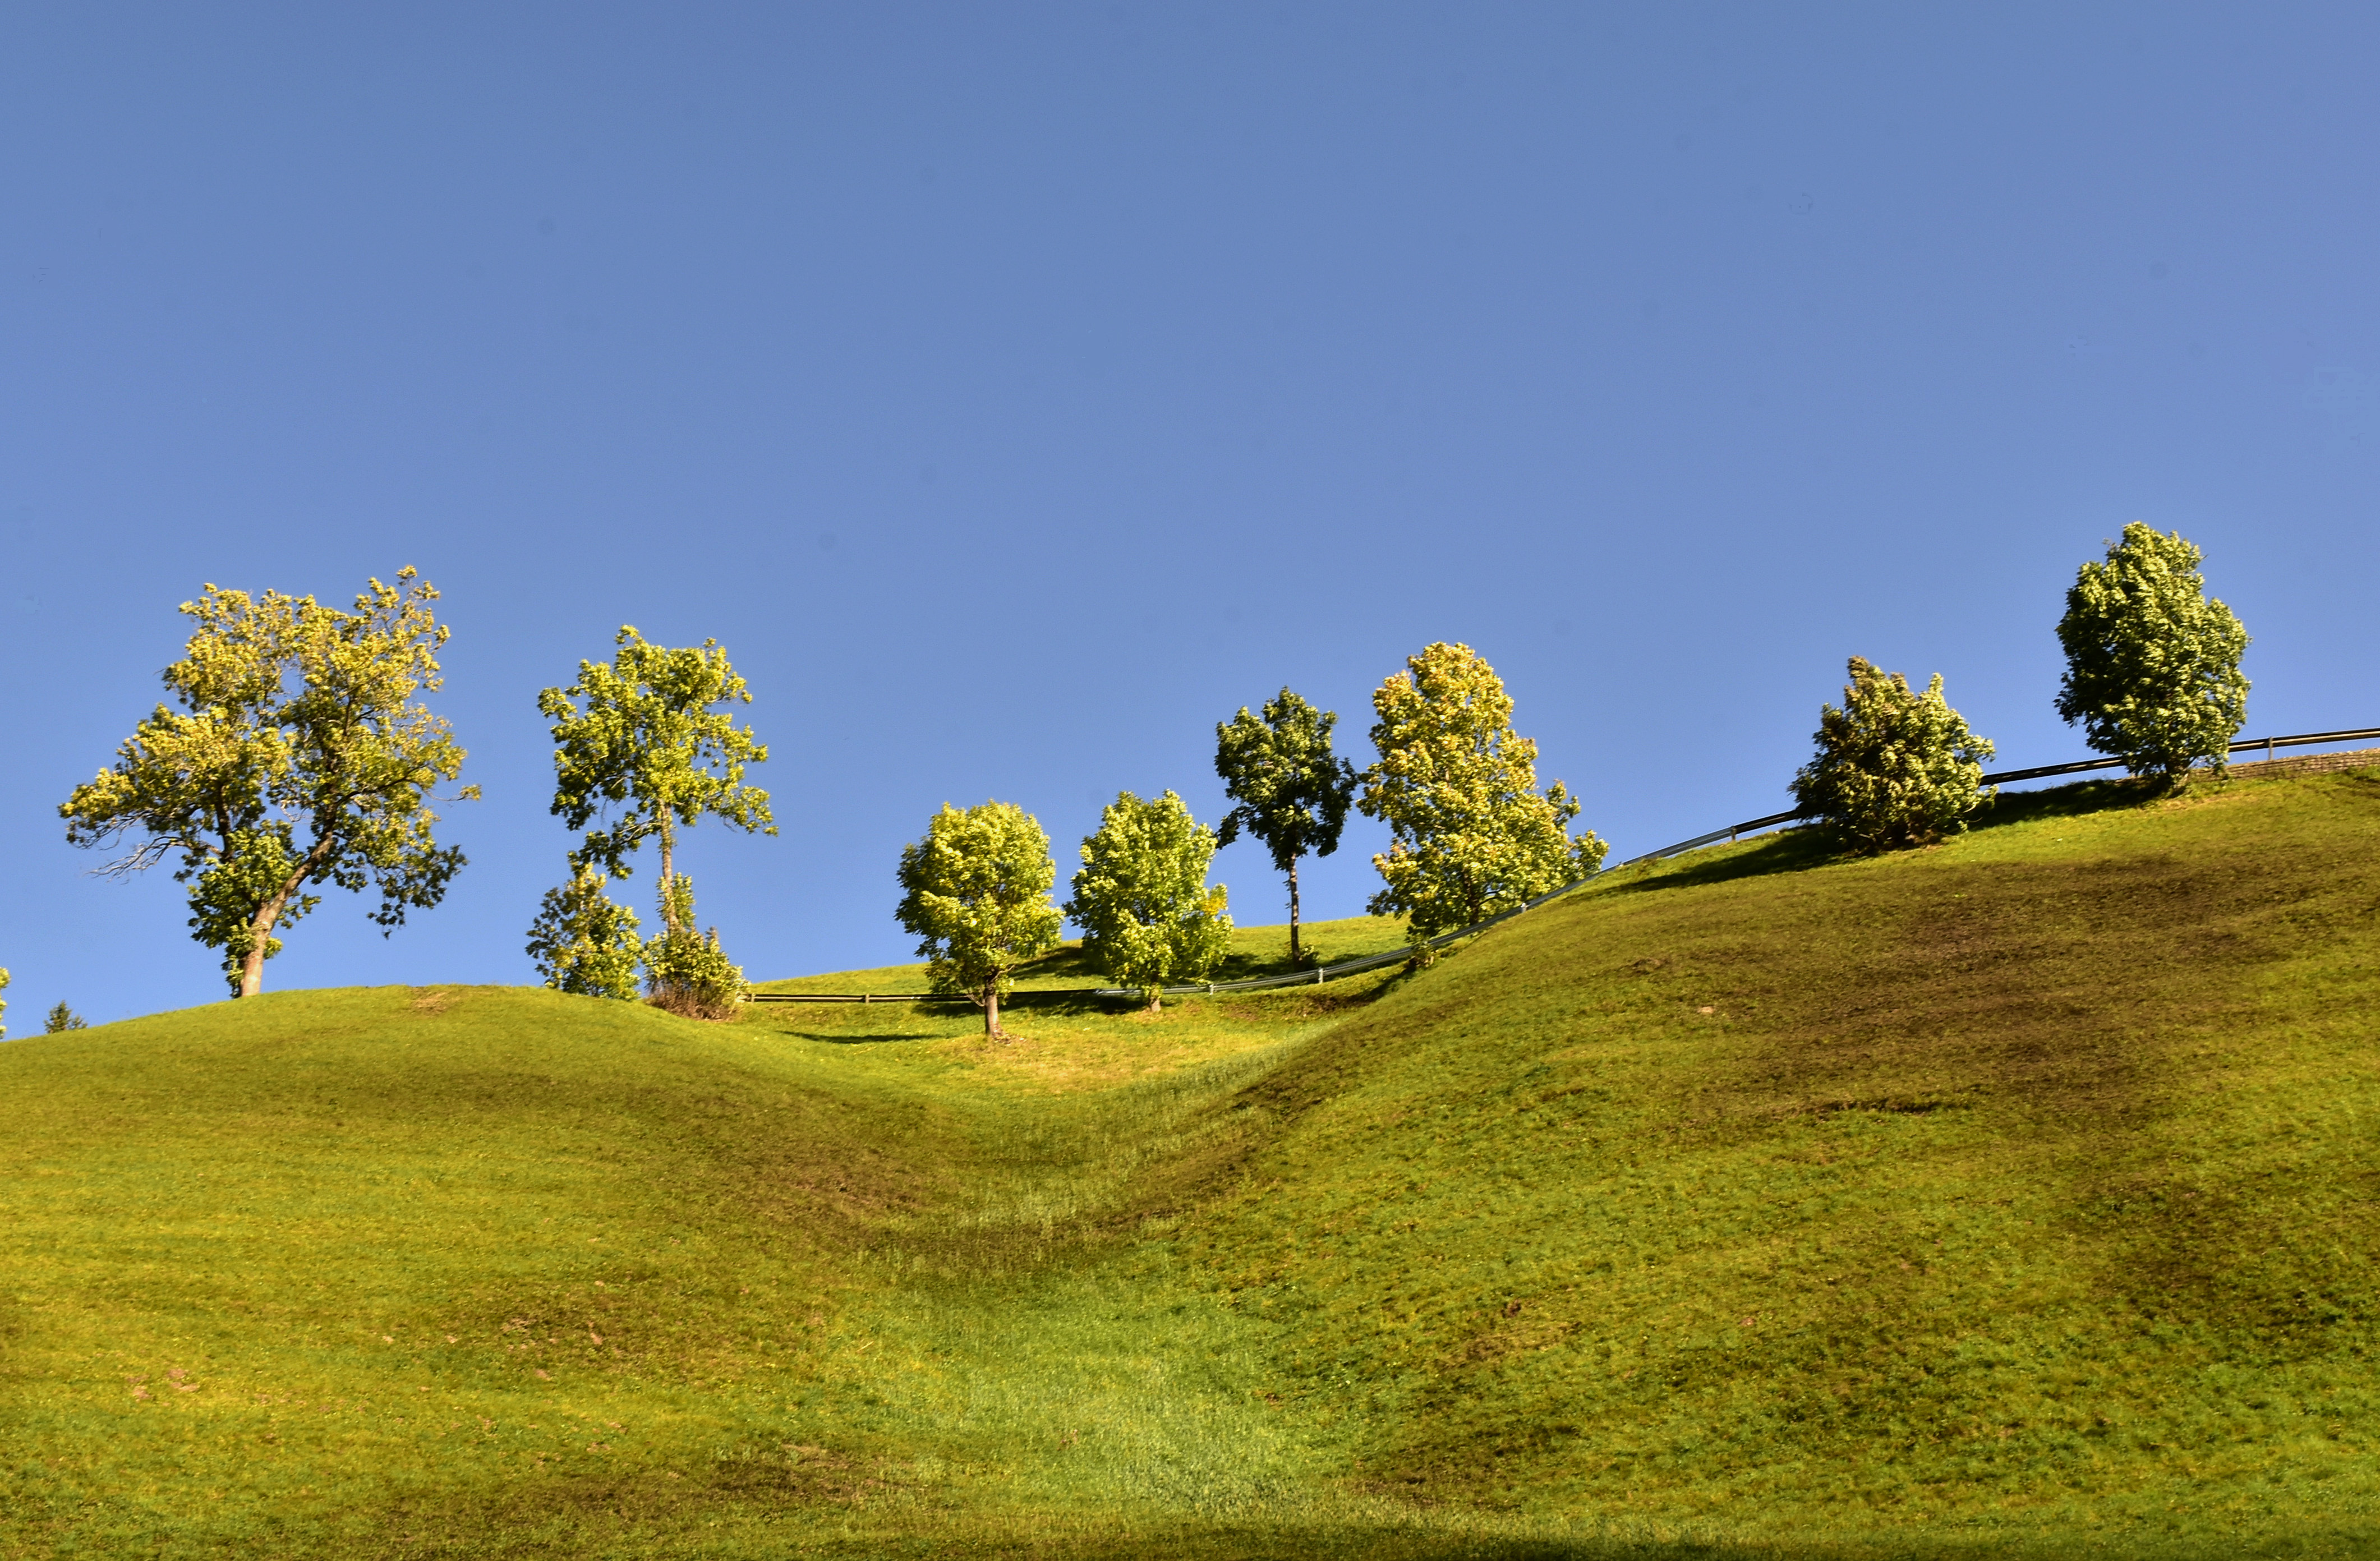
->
[1358, 642, 1608, 948]
[2055, 523, 2251, 783]
[538, 627, 775, 938]
[895, 802, 1063, 1039]
[525, 865, 644, 1000]
[1067, 790, 1233, 1010]
[641, 874, 749, 1020]
[1214, 689, 1357, 965]
[0, 969, 9, 1040]
[45, 1002, 88, 1034]
[62, 569, 475, 997]
[1790, 657, 1996, 853]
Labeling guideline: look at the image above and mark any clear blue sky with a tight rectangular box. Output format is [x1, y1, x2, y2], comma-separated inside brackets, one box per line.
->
[4, 4, 2376, 1024]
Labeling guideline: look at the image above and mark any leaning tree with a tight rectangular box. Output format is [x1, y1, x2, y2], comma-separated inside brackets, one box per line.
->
[62, 568, 475, 997]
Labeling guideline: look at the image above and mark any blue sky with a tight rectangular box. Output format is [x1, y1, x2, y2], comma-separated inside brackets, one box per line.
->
[4, 4, 2376, 1024]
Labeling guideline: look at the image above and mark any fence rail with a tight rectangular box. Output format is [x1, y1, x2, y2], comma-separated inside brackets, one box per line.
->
[755, 726, 2379, 1006]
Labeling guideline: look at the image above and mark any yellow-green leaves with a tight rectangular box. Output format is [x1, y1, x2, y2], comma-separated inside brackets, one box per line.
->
[59, 568, 472, 997]
[1067, 790, 1232, 1009]
[1791, 657, 1996, 854]
[525, 867, 645, 1000]
[2055, 523, 2250, 781]
[895, 802, 1062, 1035]
[1359, 642, 1607, 941]
[537, 628, 775, 928]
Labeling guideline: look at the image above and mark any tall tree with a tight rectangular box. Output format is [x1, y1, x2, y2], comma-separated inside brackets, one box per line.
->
[1067, 790, 1233, 1010]
[1792, 657, 1996, 853]
[1358, 642, 1607, 947]
[538, 627, 775, 935]
[1214, 688, 1357, 964]
[62, 568, 475, 997]
[895, 802, 1063, 1039]
[2055, 523, 2251, 782]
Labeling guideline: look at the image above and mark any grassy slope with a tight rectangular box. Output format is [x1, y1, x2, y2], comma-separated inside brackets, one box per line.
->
[3, 770, 2377, 1558]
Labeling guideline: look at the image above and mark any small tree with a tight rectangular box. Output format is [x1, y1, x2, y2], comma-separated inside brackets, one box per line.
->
[61, 569, 475, 997]
[1, 969, 10, 1040]
[1067, 790, 1233, 1011]
[540, 627, 775, 936]
[1359, 642, 1608, 948]
[1791, 657, 1996, 853]
[45, 1002, 89, 1034]
[525, 865, 644, 1000]
[895, 802, 1062, 1039]
[2055, 523, 2250, 783]
[641, 874, 748, 1020]
[1214, 689, 1357, 965]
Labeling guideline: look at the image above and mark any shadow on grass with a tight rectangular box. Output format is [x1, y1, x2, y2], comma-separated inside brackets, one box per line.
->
[1598, 776, 2172, 900]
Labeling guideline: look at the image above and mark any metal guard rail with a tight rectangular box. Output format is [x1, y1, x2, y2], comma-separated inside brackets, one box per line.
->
[754, 725, 2379, 1005]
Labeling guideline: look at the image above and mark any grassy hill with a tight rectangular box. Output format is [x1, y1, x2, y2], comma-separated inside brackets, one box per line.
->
[4, 767, 2378, 1558]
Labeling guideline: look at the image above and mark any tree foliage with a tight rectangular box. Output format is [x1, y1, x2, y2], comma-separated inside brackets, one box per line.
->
[1358, 642, 1608, 946]
[45, 1002, 88, 1034]
[2055, 523, 2251, 782]
[641, 874, 748, 1020]
[525, 865, 645, 1000]
[0, 969, 9, 1041]
[1214, 688, 1356, 964]
[538, 627, 775, 934]
[61, 568, 475, 997]
[1067, 790, 1232, 1009]
[895, 802, 1062, 1038]
[1791, 657, 1996, 853]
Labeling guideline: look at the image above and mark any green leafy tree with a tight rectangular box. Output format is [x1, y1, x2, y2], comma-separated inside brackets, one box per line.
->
[895, 802, 1063, 1039]
[0, 969, 10, 1040]
[61, 568, 475, 997]
[1791, 657, 1996, 853]
[45, 1002, 88, 1034]
[641, 874, 748, 1020]
[1067, 790, 1233, 1010]
[1359, 642, 1608, 950]
[525, 865, 644, 1000]
[2055, 523, 2251, 782]
[1214, 688, 1357, 965]
[539, 627, 776, 938]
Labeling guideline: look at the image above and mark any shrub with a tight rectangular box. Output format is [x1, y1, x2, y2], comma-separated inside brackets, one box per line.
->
[1792, 657, 1996, 853]
[2055, 523, 2250, 783]
[524, 866, 644, 1000]
[642, 876, 747, 1021]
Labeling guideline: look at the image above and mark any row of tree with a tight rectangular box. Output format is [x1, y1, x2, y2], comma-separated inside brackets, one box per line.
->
[891, 641, 1605, 1035]
[46, 524, 2250, 1015]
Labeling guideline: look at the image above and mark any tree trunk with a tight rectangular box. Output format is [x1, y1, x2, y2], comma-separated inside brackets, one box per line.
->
[1287, 857, 1301, 964]
[238, 895, 291, 998]
[983, 983, 1001, 1040]
[659, 816, 679, 934]
[1145, 989, 1162, 1014]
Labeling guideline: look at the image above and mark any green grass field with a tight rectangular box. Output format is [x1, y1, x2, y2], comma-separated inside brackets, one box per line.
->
[6, 767, 2379, 1557]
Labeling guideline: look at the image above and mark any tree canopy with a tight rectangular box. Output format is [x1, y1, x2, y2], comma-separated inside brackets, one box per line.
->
[1791, 657, 1996, 853]
[1067, 790, 1232, 1009]
[61, 568, 475, 997]
[1214, 688, 1356, 964]
[538, 627, 775, 933]
[895, 802, 1063, 1038]
[2055, 523, 2250, 782]
[1358, 642, 1607, 946]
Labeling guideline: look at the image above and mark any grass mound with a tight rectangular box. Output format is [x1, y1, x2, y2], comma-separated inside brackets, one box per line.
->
[4, 767, 2379, 1557]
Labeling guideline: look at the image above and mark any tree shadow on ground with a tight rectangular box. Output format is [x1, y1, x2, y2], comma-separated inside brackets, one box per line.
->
[1597, 776, 2170, 901]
